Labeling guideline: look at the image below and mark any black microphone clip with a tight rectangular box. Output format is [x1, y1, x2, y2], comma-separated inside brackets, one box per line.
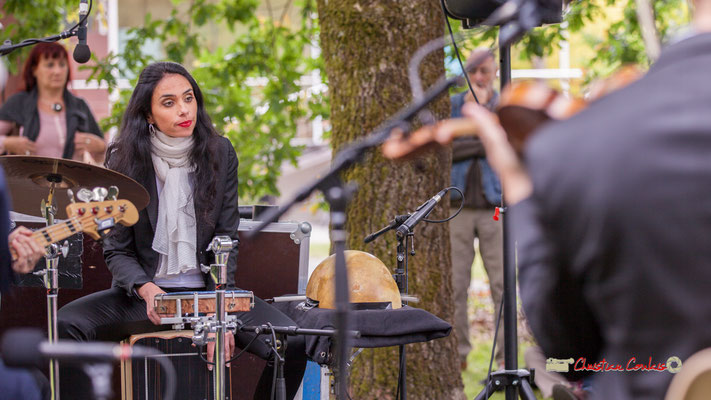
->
[395, 188, 448, 238]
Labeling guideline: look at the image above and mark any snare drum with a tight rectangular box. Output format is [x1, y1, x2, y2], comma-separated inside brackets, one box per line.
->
[154, 290, 254, 320]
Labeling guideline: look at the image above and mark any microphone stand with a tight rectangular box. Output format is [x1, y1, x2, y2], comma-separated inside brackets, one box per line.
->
[475, 2, 547, 399]
[363, 213, 414, 400]
[0, 31, 77, 56]
[0, 0, 92, 57]
[201, 236, 239, 400]
[395, 231, 411, 400]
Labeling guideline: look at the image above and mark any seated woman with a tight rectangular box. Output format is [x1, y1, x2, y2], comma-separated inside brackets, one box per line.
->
[57, 62, 306, 399]
[0, 42, 105, 163]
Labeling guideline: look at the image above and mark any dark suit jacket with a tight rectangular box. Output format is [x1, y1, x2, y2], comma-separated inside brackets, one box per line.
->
[512, 32, 711, 400]
[103, 136, 239, 296]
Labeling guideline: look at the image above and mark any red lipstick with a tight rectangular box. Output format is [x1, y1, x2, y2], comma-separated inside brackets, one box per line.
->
[178, 120, 193, 128]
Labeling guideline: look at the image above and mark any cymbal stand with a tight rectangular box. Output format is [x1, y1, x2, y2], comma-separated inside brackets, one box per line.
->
[34, 182, 66, 400]
[201, 236, 239, 400]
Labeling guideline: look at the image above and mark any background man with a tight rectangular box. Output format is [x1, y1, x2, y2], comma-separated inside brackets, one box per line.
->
[449, 48, 505, 369]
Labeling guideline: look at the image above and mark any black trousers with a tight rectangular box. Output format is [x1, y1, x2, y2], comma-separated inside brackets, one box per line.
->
[57, 287, 307, 399]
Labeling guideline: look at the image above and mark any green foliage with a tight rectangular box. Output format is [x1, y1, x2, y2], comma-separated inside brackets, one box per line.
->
[443, 0, 691, 84]
[1, 0, 328, 203]
[582, 0, 691, 77]
[0, 0, 78, 73]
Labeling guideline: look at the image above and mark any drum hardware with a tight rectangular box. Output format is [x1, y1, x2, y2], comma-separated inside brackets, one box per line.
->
[2, 154, 147, 400]
[40, 190, 138, 400]
[207, 236, 237, 400]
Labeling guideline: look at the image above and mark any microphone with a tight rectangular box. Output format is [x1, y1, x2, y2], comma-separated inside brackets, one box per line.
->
[395, 188, 448, 238]
[1, 328, 156, 368]
[73, 0, 91, 63]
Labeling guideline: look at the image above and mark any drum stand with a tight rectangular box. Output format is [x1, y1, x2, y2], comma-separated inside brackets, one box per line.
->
[32, 184, 117, 400]
[198, 236, 238, 400]
[34, 184, 67, 400]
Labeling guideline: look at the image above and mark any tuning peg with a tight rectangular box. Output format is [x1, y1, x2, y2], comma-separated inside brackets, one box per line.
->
[76, 188, 93, 203]
[67, 189, 76, 204]
[92, 187, 108, 202]
[107, 186, 119, 201]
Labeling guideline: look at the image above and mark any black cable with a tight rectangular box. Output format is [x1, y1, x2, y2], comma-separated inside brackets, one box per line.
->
[268, 323, 281, 400]
[422, 186, 464, 223]
[485, 297, 505, 398]
[440, 0, 479, 105]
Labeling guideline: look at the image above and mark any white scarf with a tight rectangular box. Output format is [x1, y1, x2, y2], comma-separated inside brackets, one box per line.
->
[150, 128, 197, 277]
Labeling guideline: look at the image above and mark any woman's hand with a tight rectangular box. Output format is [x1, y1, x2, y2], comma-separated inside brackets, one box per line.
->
[137, 282, 166, 325]
[9, 226, 44, 273]
[3, 137, 36, 155]
[74, 132, 106, 154]
[206, 331, 236, 370]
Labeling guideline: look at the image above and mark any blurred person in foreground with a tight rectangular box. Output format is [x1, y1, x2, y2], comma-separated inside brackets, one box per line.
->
[385, 0, 711, 397]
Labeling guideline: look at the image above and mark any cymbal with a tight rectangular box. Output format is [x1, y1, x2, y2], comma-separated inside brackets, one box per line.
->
[0, 155, 149, 219]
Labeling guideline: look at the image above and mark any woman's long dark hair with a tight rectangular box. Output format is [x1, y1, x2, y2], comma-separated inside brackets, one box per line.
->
[106, 62, 219, 222]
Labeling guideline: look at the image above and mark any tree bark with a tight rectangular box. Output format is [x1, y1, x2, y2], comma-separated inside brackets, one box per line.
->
[316, 1, 464, 398]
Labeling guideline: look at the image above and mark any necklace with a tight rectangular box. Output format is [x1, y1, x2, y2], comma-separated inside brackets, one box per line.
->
[39, 98, 63, 113]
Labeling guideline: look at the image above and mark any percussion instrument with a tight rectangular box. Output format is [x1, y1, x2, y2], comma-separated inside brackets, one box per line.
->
[154, 290, 254, 325]
[307, 250, 402, 309]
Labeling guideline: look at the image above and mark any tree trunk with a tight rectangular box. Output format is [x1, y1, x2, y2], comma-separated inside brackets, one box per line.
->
[316, 1, 464, 398]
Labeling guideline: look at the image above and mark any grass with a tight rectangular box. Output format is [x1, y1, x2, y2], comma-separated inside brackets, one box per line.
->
[464, 252, 551, 399]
